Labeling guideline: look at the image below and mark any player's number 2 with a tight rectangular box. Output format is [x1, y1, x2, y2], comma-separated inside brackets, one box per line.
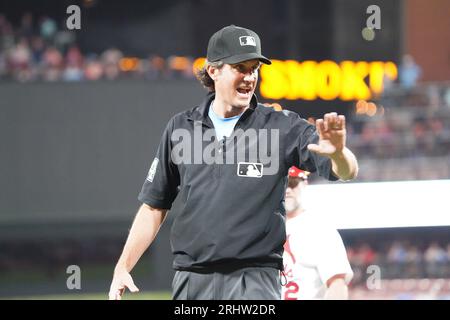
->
[284, 281, 299, 300]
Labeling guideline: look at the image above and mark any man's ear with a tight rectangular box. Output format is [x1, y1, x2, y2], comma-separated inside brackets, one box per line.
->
[207, 65, 219, 81]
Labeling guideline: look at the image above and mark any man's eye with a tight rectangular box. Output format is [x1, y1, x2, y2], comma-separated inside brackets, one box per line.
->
[234, 64, 259, 73]
[250, 64, 260, 73]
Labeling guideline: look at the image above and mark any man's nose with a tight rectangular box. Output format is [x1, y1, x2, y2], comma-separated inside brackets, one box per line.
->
[243, 71, 256, 81]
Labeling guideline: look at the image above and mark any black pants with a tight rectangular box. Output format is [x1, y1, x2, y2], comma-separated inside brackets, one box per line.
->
[172, 267, 281, 300]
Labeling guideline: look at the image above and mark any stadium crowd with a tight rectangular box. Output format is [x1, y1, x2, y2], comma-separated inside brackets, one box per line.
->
[346, 82, 450, 182]
[0, 13, 195, 82]
[348, 240, 450, 286]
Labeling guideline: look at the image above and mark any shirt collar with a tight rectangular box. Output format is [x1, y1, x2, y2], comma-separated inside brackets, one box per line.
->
[188, 92, 259, 125]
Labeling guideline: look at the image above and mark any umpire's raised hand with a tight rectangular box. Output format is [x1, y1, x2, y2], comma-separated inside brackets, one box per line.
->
[307, 112, 346, 156]
[307, 112, 358, 181]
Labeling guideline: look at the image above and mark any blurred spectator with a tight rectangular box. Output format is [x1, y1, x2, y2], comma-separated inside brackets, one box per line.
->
[0, 51, 6, 79]
[39, 16, 57, 45]
[359, 244, 378, 270]
[386, 242, 408, 278]
[0, 14, 15, 51]
[18, 12, 35, 40]
[63, 45, 84, 81]
[424, 242, 448, 278]
[405, 245, 424, 278]
[8, 38, 31, 69]
[65, 44, 83, 67]
[54, 28, 76, 52]
[7, 37, 33, 82]
[30, 36, 45, 64]
[444, 88, 450, 108]
[349, 244, 377, 285]
[62, 64, 84, 81]
[447, 245, 450, 276]
[399, 54, 422, 90]
[101, 48, 123, 80]
[42, 46, 63, 81]
[146, 54, 166, 80]
[167, 55, 194, 79]
[84, 55, 104, 80]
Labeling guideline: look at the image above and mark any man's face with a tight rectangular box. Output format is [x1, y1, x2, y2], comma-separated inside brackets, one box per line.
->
[285, 177, 306, 215]
[211, 59, 261, 108]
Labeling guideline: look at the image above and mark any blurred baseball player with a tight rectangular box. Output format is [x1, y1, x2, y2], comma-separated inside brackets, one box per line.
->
[109, 25, 358, 300]
[282, 166, 354, 300]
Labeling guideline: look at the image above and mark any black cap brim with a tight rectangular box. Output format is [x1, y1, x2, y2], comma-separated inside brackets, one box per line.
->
[222, 53, 271, 65]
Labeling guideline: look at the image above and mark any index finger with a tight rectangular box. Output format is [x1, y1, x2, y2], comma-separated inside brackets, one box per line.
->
[109, 290, 119, 300]
[315, 119, 325, 136]
[109, 285, 125, 300]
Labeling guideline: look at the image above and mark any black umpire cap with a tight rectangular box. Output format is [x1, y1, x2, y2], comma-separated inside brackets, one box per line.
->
[207, 25, 272, 65]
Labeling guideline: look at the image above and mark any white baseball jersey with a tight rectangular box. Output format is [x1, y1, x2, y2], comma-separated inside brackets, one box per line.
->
[282, 211, 353, 300]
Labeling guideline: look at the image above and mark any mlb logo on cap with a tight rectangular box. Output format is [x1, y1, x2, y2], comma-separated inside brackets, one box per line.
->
[239, 36, 256, 46]
[207, 25, 271, 65]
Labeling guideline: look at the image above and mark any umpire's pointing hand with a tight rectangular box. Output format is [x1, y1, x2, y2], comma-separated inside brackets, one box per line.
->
[307, 112, 346, 157]
[108, 269, 139, 300]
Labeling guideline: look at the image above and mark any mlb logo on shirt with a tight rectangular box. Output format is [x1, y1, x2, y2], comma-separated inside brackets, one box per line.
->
[239, 36, 256, 46]
[237, 162, 263, 178]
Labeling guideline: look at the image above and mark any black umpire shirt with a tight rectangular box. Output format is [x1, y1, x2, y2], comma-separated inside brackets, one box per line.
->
[138, 92, 338, 272]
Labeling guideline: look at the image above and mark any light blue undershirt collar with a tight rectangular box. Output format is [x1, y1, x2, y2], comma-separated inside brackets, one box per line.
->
[208, 101, 243, 141]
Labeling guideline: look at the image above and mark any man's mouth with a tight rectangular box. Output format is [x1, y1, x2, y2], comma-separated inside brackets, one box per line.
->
[236, 87, 252, 97]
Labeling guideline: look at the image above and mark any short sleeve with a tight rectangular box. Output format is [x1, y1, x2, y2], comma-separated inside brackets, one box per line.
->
[285, 113, 338, 181]
[138, 118, 180, 209]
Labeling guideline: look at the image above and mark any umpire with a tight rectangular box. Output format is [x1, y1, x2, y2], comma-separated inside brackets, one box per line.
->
[109, 25, 358, 300]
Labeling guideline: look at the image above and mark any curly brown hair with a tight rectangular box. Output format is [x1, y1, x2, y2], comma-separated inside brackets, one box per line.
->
[195, 60, 224, 92]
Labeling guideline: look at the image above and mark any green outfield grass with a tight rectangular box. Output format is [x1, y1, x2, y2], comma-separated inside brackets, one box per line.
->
[8, 291, 171, 300]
